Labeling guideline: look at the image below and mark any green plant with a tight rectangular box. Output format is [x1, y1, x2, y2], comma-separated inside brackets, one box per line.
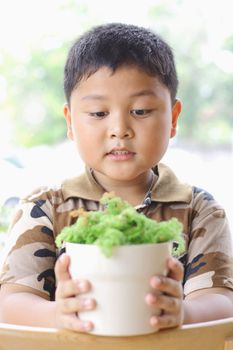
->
[56, 193, 185, 257]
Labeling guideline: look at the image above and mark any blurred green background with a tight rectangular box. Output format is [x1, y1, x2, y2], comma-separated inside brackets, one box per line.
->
[0, 0, 232, 150]
[0, 0, 233, 237]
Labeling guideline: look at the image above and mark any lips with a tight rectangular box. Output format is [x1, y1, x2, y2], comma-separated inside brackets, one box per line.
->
[107, 148, 135, 155]
[109, 150, 132, 155]
[106, 148, 135, 161]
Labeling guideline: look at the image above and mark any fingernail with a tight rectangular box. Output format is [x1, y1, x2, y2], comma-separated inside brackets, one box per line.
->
[150, 316, 159, 328]
[151, 276, 161, 287]
[82, 321, 92, 331]
[145, 294, 157, 305]
[77, 280, 87, 292]
[83, 298, 93, 309]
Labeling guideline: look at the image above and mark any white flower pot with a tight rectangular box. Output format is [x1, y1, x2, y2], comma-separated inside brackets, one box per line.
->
[66, 241, 172, 336]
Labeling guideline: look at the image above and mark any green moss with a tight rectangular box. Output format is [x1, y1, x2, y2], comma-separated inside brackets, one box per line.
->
[55, 193, 185, 257]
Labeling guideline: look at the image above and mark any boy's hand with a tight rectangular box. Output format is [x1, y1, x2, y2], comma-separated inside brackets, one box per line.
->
[54, 253, 96, 332]
[145, 257, 184, 330]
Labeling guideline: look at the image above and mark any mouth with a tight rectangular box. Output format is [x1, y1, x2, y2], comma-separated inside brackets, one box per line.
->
[107, 148, 135, 155]
[106, 148, 135, 161]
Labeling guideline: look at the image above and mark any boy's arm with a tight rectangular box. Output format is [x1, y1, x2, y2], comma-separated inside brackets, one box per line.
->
[0, 284, 56, 327]
[184, 287, 233, 324]
[0, 254, 96, 331]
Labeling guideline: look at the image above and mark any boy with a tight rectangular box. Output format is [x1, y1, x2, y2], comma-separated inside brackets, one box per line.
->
[0, 23, 233, 332]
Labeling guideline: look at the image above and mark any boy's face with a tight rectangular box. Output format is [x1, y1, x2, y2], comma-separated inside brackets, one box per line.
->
[64, 66, 181, 183]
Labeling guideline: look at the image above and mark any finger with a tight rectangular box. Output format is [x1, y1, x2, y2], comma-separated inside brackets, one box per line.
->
[59, 296, 96, 314]
[150, 275, 183, 298]
[150, 313, 181, 330]
[59, 314, 94, 333]
[56, 279, 91, 299]
[55, 254, 71, 282]
[145, 293, 181, 313]
[167, 257, 184, 281]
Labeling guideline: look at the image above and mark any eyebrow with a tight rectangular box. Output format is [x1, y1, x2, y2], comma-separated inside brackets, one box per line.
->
[81, 94, 106, 101]
[129, 89, 159, 98]
[81, 90, 159, 101]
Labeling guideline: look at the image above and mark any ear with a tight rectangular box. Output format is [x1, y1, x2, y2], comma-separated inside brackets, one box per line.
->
[63, 103, 74, 140]
[170, 99, 182, 138]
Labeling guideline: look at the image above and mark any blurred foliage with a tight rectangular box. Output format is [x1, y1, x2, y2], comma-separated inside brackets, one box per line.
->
[148, 2, 233, 149]
[0, 205, 11, 234]
[224, 36, 233, 51]
[0, 0, 232, 149]
[1, 45, 68, 146]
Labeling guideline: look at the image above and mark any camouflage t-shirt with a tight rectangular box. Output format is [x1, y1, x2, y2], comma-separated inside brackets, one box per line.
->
[1, 163, 233, 300]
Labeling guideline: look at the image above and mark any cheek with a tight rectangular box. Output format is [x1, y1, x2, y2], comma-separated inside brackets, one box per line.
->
[72, 122, 90, 142]
[74, 134, 94, 163]
[72, 124, 103, 157]
[144, 119, 170, 138]
[141, 120, 171, 154]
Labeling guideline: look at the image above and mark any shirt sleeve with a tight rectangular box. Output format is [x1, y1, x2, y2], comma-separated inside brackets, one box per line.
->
[183, 186, 233, 296]
[0, 197, 57, 301]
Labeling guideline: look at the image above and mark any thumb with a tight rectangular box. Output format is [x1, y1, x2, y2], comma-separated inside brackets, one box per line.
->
[167, 256, 184, 282]
[55, 253, 72, 282]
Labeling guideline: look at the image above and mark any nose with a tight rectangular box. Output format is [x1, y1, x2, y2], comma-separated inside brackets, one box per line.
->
[108, 114, 134, 139]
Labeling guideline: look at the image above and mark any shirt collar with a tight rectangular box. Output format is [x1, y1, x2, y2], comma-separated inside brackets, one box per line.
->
[62, 163, 192, 204]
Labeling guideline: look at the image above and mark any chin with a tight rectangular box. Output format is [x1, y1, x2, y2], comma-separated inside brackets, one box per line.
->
[108, 171, 139, 182]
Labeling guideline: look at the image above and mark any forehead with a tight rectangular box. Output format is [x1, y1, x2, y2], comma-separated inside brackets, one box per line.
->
[71, 65, 171, 102]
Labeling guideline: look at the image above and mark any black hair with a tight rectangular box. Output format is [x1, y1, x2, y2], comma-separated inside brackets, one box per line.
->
[64, 23, 178, 103]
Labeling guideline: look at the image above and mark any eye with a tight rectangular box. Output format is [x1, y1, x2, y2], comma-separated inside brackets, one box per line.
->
[131, 109, 153, 117]
[88, 111, 108, 118]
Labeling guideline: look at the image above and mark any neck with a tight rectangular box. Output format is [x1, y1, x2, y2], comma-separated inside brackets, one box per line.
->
[91, 169, 156, 206]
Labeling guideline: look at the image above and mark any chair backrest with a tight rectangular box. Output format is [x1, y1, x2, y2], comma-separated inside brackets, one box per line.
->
[1, 318, 233, 350]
